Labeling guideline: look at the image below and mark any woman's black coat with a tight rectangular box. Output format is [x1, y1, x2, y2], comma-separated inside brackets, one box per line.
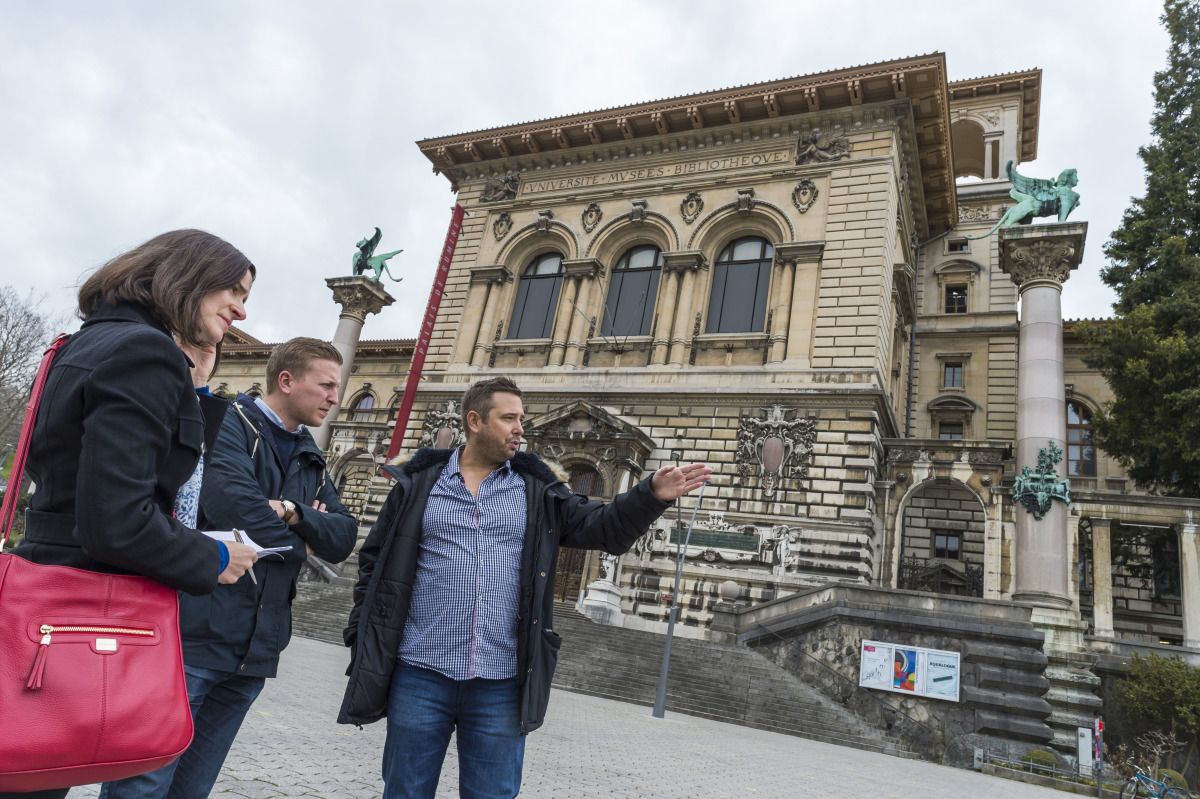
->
[14, 302, 225, 595]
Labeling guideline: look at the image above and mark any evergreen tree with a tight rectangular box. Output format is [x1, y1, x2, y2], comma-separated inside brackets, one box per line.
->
[1084, 0, 1200, 494]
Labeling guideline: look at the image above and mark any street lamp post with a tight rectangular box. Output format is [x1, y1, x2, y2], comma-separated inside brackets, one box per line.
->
[652, 448, 705, 718]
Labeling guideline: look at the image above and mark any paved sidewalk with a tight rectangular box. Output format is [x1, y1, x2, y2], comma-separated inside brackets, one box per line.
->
[74, 636, 1062, 798]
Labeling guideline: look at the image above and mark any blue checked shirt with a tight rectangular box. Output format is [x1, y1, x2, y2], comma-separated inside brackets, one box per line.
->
[399, 448, 527, 680]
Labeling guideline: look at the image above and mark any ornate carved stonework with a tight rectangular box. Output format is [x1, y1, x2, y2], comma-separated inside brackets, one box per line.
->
[581, 203, 602, 233]
[958, 205, 998, 223]
[492, 212, 512, 240]
[791, 179, 818, 213]
[886, 446, 925, 464]
[735, 187, 756, 214]
[535, 209, 555, 233]
[630, 199, 648, 223]
[480, 170, 519, 203]
[795, 131, 851, 164]
[680, 191, 704, 224]
[418, 400, 464, 450]
[1002, 239, 1078, 286]
[735, 405, 817, 498]
[325, 275, 395, 322]
[968, 450, 1005, 466]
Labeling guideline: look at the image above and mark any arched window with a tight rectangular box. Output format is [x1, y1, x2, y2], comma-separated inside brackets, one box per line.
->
[508, 252, 564, 339]
[567, 464, 606, 498]
[951, 119, 985, 180]
[602, 245, 662, 336]
[706, 237, 773, 334]
[1066, 400, 1096, 477]
[351, 392, 376, 421]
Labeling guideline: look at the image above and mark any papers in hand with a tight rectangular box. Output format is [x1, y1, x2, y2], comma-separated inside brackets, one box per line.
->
[204, 529, 291, 559]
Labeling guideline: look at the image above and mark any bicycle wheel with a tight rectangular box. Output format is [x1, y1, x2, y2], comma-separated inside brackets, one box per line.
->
[1119, 778, 1143, 799]
[1161, 788, 1188, 799]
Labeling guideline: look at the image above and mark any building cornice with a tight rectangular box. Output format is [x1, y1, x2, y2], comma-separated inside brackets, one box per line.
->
[416, 54, 957, 236]
[948, 68, 1041, 163]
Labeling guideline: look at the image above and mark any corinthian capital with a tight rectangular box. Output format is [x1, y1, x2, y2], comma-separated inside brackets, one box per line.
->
[998, 222, 1088, 290]
[326, 276, 395, 322]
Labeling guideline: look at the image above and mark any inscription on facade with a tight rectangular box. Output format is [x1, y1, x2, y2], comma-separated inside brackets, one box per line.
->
[520, 150, 791, 195]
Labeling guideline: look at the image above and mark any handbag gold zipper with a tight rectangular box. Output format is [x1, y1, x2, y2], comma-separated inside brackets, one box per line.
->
[26, 623, 155, 690]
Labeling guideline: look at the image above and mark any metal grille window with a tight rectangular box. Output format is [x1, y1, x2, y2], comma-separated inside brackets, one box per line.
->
[934, 533, 962, 560]
[1066, 400, 1097, 477]
[603, 245, 662, 336]
[567, 465, 606, 498]
[508, 252, 564, 339]
[706, 237, 773, 333]
[944, 284, 968, 314]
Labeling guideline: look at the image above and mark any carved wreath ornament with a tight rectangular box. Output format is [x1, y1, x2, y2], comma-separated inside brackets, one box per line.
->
[735, 405, 817, 498]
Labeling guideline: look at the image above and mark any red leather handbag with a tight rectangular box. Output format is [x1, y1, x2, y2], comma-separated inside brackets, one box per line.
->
[0, 336, 194, 792]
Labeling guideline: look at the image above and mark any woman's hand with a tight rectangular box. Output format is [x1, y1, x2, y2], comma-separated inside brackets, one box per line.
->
[217, 542, 259, 584]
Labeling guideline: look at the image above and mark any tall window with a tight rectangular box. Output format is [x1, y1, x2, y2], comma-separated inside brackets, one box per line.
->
[944, 285, 968, 314]
[603, 245, 662, 336]
[943, 361, 964, 389]
[1066, 400, 1096, 477]
[706, 237, 773, 333]
[509, 252, 564, 339]
[351, 393, 375, 421]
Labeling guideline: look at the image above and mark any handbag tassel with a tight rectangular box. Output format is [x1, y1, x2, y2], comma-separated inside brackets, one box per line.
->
[25, 634, 50, 690]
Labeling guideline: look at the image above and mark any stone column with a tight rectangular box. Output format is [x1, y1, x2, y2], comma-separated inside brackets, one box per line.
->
[457, 266, 512, 365]
[983, 506, 1004, 600]
[562, 258, 604, 367]
[999, 223, 1087, 609]
[1179, 523, 1200, 648]
[312, 276, 395, 449]
[1090, 518, 1115, 638]
[469, 267, 512, 368]
[663, 251, 707, 367]
[547, 275, 580, 367]
[767, 258, 794, 364]
[650, 269, 679, 366]
[781, 242, 825, 364]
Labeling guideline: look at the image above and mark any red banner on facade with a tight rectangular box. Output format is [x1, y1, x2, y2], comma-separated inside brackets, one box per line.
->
[385, 203, 465, 462]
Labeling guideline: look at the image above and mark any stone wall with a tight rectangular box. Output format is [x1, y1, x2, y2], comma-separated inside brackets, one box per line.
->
[734, 584, 1054, 766]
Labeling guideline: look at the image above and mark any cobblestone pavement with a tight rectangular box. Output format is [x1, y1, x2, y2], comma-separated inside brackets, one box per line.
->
[73, 636, 1063, 798]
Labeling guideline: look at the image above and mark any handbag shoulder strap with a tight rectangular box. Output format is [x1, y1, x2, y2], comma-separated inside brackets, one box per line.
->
[2, 334, 71, 544]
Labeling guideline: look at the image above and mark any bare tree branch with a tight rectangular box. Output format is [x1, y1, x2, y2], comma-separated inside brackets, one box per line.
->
[0, 287, 57, 454]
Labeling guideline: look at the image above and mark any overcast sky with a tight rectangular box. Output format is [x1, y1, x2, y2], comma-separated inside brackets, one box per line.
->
[0, 1, 1168, 344]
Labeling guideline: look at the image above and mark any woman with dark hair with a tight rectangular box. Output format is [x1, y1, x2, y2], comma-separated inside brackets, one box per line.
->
[4, 229, 260, 799]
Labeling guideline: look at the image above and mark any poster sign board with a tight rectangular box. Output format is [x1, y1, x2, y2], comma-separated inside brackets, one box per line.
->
[858, 640, 961, 702]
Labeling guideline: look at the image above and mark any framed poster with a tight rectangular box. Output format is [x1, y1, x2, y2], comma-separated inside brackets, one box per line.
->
[858, 640, 960, 703]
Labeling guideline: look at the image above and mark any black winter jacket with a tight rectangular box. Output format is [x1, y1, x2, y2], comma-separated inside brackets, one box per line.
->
[179, 394, 357, 677]
[338, 448, 671, 733]
[16, 302, 225, 595]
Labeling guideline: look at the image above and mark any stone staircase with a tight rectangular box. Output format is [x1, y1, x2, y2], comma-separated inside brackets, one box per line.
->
[290, 583, 914, 758]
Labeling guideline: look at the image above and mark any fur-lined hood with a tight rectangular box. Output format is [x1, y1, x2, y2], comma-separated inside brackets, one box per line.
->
[382, 447, 561, 486]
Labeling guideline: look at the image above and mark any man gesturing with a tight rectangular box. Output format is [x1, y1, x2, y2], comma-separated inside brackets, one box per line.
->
[340, 376, 710, 798]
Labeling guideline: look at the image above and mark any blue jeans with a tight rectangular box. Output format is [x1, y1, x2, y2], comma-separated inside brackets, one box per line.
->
[98, 665, 265, 799]
[384, 662, 525, 799]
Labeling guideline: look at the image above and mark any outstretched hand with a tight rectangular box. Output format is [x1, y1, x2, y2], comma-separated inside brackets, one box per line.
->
[650, 463, 712, 502]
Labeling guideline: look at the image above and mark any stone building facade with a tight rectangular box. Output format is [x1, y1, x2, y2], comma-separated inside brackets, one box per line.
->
[214, 54, 1200, 709]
